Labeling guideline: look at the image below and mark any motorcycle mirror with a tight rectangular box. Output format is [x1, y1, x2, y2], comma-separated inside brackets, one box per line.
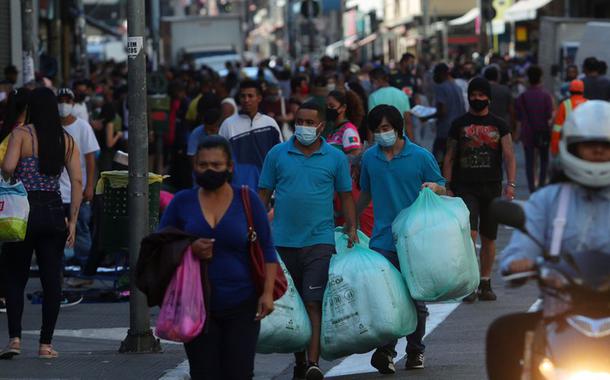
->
[490, 198, 527, 232]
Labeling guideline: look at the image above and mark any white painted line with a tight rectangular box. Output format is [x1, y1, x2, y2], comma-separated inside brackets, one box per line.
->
[325, 302, 460, 378]
[159, 360, 190, 380]
[22, 327, 180, 345]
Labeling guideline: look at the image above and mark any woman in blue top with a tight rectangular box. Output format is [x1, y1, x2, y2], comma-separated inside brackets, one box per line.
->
[159, 135, 278, 380]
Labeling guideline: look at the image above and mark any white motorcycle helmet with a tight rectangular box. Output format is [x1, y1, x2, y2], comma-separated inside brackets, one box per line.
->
[559, 100, 610, 188]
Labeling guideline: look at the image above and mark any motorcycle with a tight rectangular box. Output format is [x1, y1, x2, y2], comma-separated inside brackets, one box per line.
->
[491, 199, 610, 380]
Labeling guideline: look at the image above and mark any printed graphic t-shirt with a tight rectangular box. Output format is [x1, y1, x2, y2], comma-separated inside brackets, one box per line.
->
[448, 112, 510, 184]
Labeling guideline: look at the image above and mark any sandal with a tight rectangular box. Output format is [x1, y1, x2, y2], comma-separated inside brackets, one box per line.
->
[0, 338, 21, 360]
[38, 345, 59, 359]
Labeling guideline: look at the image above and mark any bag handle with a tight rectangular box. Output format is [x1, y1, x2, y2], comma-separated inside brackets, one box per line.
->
[550, 184, 571, 257]
[241, 185, 257, 242]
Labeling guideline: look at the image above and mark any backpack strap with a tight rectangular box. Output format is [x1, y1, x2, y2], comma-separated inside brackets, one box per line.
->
[550, 184, 571, 257]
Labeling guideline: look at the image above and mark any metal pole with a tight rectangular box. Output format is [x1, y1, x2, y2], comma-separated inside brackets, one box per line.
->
[75, 0, 90, 77]
[151, 0, 160, 71]
[21, 0, 35, 85]
[308, 0, 315, 53]
[119, 0, 161, 354]
[50, 0, 63, 85]
[422, 0, 430, 59]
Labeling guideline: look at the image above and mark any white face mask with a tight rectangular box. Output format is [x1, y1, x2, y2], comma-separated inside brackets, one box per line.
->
[0, 92, 6, 103]
[374, 130, 398, 147]
[294, 125, 319, 146]
[58, 103, 73, 118]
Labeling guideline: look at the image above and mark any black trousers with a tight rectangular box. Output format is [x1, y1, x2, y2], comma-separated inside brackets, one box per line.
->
[486, 312, 542, 380]
[184, 297, 260, 380]
[0, 248, 5, 299]
[2, 191, 67, 344]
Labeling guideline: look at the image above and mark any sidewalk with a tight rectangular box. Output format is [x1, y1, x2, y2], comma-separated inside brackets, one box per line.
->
[0, 295, 186, 379]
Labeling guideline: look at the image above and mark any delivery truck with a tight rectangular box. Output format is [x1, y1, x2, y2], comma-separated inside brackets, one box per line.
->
[161, 15, 243, 72]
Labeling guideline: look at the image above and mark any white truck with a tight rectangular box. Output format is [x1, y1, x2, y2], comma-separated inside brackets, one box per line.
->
[161, 15, 243, 72]
[538, 17, 610, 92]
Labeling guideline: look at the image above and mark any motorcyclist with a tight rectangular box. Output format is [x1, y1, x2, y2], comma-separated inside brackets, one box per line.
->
[486, 100, 610, 380]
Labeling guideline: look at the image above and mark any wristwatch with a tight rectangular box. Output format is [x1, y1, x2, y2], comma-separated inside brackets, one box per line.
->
[507, 182, 517, 188]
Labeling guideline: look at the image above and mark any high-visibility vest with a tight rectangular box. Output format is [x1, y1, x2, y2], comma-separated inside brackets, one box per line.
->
[551, 97, 586, 156]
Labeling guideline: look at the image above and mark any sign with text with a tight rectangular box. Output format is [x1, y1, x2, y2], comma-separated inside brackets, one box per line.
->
[127, 36, 144, 59]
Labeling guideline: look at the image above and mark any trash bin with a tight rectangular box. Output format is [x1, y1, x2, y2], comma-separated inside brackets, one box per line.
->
[96, 171, 164, 253]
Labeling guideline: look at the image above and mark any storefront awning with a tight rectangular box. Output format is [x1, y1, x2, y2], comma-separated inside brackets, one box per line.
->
[504, 0, 554, 22]
[449, 8, 479, 26]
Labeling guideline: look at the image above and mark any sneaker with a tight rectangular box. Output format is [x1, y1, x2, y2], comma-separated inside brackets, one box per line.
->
[305, 363, 324, 380]
[405, 352, 425, 370]
[478, 279, 497, 301]
[0, 299, 6, 313]
[293, 362, 307, 380]
[463, 290, 478, 303]
[371, 348, 396, 375]
[60, 293, 83, 308]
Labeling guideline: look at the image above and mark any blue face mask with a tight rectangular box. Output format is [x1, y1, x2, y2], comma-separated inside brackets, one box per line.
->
[374, 130, 397, 147]
[294, 125, 319, 146]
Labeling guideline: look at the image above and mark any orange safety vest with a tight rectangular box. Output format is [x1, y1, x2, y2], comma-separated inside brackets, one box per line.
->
[551, 96, 587, 156]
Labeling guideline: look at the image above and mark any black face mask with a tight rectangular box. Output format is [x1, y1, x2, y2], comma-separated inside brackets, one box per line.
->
[326, 108, 339, 122]
[195, 169, 230, 191]
[75, 93, 86, 103]
[469, 98, 489, 112]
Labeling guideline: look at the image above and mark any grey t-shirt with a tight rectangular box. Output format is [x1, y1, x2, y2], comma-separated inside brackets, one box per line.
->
[489, 82, 513, 125]
[434, 80, 466, 138]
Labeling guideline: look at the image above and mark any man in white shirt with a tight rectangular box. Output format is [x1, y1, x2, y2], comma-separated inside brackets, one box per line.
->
[57, 88, 100, 284]
[219, 80, 283, 190]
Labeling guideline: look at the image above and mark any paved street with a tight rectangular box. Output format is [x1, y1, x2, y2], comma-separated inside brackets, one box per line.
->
[0, 137, 538, 380]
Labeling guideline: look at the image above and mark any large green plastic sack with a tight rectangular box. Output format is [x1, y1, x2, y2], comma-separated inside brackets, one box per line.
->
[392, 188, 479, 302]
[257, 257, 311, 354]
[320, 229, 417, 361]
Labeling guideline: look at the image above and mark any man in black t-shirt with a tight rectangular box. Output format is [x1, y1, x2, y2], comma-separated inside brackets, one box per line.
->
[443, 77, 517, 303]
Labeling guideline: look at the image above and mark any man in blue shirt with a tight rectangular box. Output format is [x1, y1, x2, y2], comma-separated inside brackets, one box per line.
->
[356, 104, 446, 375]
[186, 92, 223, 158]
[259, 102, 357, 380]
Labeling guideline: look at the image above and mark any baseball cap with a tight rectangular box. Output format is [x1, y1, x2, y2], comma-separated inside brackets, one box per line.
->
[57, 88, 75, 99]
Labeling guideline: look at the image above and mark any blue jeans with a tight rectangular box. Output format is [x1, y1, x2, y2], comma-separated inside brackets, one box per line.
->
[64, 202, 93, 268]
[372, 247, 428, 356]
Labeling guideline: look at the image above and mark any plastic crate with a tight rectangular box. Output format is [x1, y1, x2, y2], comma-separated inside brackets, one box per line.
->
[99, 178, 161, 253]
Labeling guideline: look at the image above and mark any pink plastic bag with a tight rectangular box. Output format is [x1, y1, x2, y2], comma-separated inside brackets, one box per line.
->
[155, 247, 205, 342]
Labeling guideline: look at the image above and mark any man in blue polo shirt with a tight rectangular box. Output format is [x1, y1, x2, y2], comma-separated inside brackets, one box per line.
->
[357, 104, 446, 375]
[259, 102, 357, 380]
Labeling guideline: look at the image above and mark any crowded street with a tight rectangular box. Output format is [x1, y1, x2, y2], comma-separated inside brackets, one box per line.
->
[1, 0, 610, 380]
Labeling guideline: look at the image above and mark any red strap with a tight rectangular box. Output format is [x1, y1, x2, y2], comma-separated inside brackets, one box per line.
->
[241, 186, 255, 239]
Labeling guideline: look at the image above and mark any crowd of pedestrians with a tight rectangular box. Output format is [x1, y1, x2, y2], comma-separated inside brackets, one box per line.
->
[0, 50, 609, 379]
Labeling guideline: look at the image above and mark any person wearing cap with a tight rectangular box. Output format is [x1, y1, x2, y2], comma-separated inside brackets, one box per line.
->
[57, 88, 100, 286]
[550, 80, 587, 156]
[443, 77, 517, 303]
